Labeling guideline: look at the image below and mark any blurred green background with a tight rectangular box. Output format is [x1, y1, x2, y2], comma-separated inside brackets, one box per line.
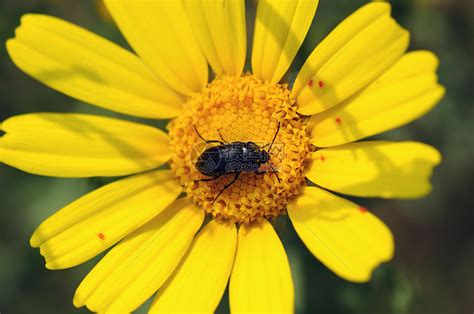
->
[0, 0, 472, 313]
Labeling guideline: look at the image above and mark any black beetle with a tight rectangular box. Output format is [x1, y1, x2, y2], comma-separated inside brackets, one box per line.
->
[194, 123, 281, 204]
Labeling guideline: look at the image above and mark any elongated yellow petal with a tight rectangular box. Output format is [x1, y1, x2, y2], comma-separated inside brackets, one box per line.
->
[150, 220, 237, 313]
[30, 170, 181, 269]
[6, 14, 184, 119]
[184, 0, 246, 76]
[252, 0, 319, 83]
[308, 51, 445, 147]
[306, 141, 441, 198]
[288, 186, 394, 282]
[104, 0, 208, 96]
[230, 220, 294, 312]
[293, 2, 409, 115]
[73, 198, 204, 313]
[0, 113, 170, 177]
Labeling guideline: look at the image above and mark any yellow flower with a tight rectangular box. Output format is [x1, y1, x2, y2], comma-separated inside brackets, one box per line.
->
[2, 1, 444, 313]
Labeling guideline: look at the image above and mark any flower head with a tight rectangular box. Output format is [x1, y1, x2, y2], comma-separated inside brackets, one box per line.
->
[170, 74, 311, 224]
[2, 1, 444, 312]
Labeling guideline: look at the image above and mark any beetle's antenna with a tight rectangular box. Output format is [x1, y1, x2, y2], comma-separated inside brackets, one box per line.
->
[193, 125, 206, 142]
[267, 122, 281, 153]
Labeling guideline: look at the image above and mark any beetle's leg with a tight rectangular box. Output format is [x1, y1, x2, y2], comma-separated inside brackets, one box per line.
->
[212, 172, 240, 205]
[256, 171, 281, 183]
[255, 164, 281, 183]
[269, 163, 281, 183]
[273, 171, 281, 183]
[194, 125, 224, 144]
[195, 173, 224, 183]
[217, 129, 228, 143]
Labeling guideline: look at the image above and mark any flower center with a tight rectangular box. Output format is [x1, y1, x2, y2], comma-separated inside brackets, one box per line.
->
[168, 74, 311, 224]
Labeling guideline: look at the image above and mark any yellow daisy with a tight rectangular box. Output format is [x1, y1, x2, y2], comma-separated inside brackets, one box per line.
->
[2, 1, 445, 312]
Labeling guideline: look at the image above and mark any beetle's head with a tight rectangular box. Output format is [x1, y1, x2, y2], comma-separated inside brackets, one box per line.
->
[260, 150, 271, 164]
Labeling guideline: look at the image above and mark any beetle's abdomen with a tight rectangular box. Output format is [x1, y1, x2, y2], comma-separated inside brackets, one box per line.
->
[195, 146, 225, 175]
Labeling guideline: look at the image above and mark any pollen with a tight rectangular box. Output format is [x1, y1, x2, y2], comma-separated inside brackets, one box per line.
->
[168, 74, 312, 224]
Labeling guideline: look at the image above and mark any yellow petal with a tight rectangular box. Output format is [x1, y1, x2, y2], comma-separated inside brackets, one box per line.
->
[73, 198, 204, 313]
[308, 51, 446, 147]
[184, 0, 246, 76]
[30, 170, 181, 269]
[252, 0, 319, 83]
[6, 14, 184, 119]
[0, 113, 170, 177]
[104, 0, 208, 96]
[288, 186, 394, 282]
[306, 141, 441, 198]
[293, 2, 409, 115]
[230, 220, 294, 312]
[150, 220, 237, 313]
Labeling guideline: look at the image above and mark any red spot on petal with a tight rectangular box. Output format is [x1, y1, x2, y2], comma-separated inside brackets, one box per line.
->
[318, 80, 324, 88]
[308, 79, 314, 87]
[320, 155, 326, 162]
[358, 207, 368, 213]
[335, 117, 342, 124]
[98, 233, 105, 240]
